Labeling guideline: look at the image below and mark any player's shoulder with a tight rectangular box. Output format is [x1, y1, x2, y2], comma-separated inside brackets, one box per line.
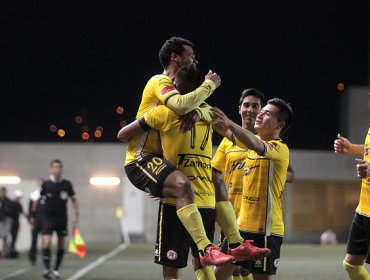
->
[266, 139, 289, 153]
[147, 74, 173, 85]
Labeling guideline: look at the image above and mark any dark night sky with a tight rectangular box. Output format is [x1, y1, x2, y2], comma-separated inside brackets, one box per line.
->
[0, 0, 368, 149]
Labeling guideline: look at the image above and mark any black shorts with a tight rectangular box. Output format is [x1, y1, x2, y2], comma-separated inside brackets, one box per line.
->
[124, 154, 177, 198]
[346, 212, 370, 263]
[41, 215, 68, 237]
[232, 231, 283, 275]
[154, 201, 215, 268]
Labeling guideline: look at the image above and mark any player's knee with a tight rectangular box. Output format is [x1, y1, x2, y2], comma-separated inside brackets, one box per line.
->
[175, 179, 194, 200]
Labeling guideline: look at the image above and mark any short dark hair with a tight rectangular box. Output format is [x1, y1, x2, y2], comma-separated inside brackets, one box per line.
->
[267, 98, 293, 133]
[50, 159, 63, 167]
[239, 88, 265, 107]
[175, 64, 200, 94]
[159, 37, 193, 68]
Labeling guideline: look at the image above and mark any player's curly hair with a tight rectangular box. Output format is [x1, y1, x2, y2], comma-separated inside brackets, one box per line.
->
[159, 37, 193, 68]
[175, 64, 200, 94]
[267, 98, 293, 133]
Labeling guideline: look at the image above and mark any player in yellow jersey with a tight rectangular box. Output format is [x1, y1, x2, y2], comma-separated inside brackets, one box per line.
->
[211, 98, 293, 280]
[335, 92, 370, 280]
[212, 90, 295, 280]
[123, 37, 234, 267]
[119, 65, 270, 279]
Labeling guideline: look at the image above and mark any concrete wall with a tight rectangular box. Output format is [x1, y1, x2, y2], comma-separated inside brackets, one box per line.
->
[0, 142, 365, 249]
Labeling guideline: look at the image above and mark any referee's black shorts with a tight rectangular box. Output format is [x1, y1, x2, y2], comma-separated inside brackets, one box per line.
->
[124, 154, 177, 198]
[154, 201, 215, 268]
[346, 212, 370, 263]
[41, 214, 68, 237]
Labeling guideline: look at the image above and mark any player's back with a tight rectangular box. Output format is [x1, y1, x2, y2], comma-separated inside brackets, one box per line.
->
[125, 75, 177, 165]
[145, 106, 215, 208]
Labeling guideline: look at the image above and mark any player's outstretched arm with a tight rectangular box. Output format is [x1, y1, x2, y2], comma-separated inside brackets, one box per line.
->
[356, 159, 370, 179]
[117, 120, 144, 143]
[211, 107, 265, 155]
[334, 134, 364, 156]
[166, 71, 221, 115]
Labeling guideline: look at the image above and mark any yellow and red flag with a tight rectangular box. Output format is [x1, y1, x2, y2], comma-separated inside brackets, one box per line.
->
[68, 228, 87, 259]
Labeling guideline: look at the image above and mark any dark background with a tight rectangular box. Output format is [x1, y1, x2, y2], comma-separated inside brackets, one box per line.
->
[0, 0, 368, 149]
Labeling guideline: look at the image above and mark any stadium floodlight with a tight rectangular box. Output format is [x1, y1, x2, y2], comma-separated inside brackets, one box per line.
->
[89, 177, 121, 186]
[0, 176, 21, 184]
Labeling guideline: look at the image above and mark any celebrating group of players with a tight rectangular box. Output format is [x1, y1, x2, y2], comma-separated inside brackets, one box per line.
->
[118, 36, 370, 280]
[118, 36, 294, 280]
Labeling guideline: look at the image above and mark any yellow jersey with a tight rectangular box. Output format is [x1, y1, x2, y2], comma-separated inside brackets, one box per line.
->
[212, 137, 248, 217]
[238, 139, 289, 237]
[143, 105, 215, 208]
[125, 74, 215, 165]
[356, 128, 370, 216]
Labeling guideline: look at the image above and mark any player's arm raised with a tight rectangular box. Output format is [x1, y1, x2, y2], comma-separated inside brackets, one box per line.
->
[334, 134, 364, 156]
[211, 107, 265, 155]
[165, 71, 221, 115]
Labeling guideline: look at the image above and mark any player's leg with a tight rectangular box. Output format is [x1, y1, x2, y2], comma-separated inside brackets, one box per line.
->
[190, 208, 216, 280]
[52, 217, 68, 279]
[42, 234, 52, 276]
[163, 266, 182, 280]
[126, 155, 233, 266]
[213, 173, 270, 260]
[154, 201, 190, 280]
[343, 213, 370, 280]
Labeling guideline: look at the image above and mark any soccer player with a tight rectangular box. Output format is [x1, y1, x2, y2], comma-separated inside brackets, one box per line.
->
[119, 65, 270, 279]
[212, 90, 295, 280]
[211, 98, 293, 280]
[334, 91, 370, 280]
[7, 190, 25, 258]
[123, 37, 262, 267]
[31, 160, 79, 279]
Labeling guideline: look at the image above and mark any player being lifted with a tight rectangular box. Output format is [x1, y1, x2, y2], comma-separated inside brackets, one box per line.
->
[211, 98, 293, 280]
[120, 64, 270, 278]
[212, 89, 295, 280]
[335, 91, 370, 280]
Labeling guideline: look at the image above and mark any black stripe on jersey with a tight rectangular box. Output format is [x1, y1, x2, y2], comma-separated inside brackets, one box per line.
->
[164, 93, 180, 106]
[177, 153, 212, 160]
[138, 118, 151, 131]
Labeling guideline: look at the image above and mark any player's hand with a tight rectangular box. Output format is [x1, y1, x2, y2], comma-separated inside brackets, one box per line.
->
[72, 215, 79, 226]
[334, 134, 352, 154]
[178, 110, 200, 133]
[205, 70, 221, 88]
[356, 159, 370, 179]
[211, 107, 232, 128]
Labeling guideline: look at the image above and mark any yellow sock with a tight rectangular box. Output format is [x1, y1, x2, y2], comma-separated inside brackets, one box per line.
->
[177, 203, 212, 251]
[216, 201, 244, 245]
[343, 260, 370, 280]
[241, 274, 253, 280]
[232, 275, 242, 280]
[195, 266, 216, 280]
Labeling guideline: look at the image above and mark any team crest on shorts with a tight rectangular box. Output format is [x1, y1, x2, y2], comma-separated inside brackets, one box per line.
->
[274, 258, 280, 268]
[167, 250, 178, 260]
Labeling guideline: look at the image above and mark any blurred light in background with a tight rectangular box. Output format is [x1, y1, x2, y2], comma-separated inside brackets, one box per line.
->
[116, 106, 124, 115]
[96, 126, 104, 132]
[337, 82, 345, 91]
[49, 125, 57, 133]
[82, 132, 90, 140]
[89, 177, 121, 186]
[94, 130, 102, 138]
[74, 115, 83, 124]
[0, 176, 21, 184]
[58, 129, 66, 137]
